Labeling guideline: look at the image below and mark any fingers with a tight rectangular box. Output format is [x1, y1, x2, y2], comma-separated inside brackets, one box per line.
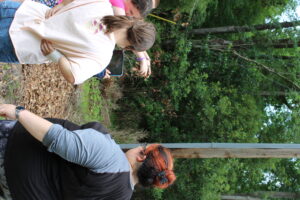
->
[45, 9, 52, 19]
[0, 104, 16, 119]
[44, 40, 54, 53]
[103, 74, 111, 79]
[45, 10, 50, 19]
[147, 64, 152, 77]
[103, 69, 111, 79]
[139, 60, 151, 78]
[145, 60, 151, 78]
[40, 39, 54, 56]
[0, 104, 8, 114]
[106, 69, 111, 75]
[41, 40, 48, 56]
[0, 104, 6, 117]
[132, 64, 151, 78]
[132, 67, 138, 72]
[45, 7, 56, 19]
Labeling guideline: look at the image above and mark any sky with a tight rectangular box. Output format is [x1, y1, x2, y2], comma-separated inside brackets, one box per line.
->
[279, 2, 300, 21]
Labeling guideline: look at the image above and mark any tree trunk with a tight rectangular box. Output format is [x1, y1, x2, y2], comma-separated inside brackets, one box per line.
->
[192, 38, 300, 49]
[191, 21, 300, 35]
[250, 55, 296, 60]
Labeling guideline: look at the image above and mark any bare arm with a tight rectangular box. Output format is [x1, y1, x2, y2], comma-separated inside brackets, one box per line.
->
[0, 104, 52, 142]
[41, 39, 75, 84]
[58, 56, 75, 84]
[112, 6, 126, 15]
[0, 104, 116, 171]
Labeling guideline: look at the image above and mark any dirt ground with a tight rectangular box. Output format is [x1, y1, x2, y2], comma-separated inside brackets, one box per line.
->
[0, 63, 78, 119]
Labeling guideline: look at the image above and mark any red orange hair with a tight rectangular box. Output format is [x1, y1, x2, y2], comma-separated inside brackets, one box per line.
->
[137, 144, 176, 189]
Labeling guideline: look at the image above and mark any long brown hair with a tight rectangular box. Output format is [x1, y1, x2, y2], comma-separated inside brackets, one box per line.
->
[101, 16, 156, 52]
[137, 144, 176, 189]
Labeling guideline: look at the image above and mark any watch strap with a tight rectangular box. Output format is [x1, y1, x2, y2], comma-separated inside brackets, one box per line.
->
[15, 106, 25, 120]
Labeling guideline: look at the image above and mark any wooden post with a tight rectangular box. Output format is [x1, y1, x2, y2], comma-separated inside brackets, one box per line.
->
[252, 191, 300, 199]
[221, 195, 261, 200]
[119, 143, 300, 158]
[222, 192, 300, 199]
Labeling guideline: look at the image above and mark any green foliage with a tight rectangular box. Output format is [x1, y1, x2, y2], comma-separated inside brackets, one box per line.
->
[159, 0, 216, 14]
[0, 64, 21, 104]
[165, 159, 238, 200]
[119, 0, 300, 199]
[80, 78, 104, 122]
[203, 0, 294, 26]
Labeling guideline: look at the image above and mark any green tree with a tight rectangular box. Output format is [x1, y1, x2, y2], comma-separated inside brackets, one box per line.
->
[117, 1, 300, 199]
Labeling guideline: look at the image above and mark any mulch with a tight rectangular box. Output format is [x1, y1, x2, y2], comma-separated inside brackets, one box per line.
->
[1, 63, 77, 119]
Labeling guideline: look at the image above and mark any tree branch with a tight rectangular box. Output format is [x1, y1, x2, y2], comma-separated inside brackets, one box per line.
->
[232, 50, 300, 90]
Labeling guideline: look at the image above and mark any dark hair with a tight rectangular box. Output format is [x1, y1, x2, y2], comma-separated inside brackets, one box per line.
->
[137, 144, 176, 189]
[131, 0, 153, 17]
[101, 16, 156, 52]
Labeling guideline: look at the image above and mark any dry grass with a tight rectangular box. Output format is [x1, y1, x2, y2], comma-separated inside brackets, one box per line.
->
[110, 128, 147, 144]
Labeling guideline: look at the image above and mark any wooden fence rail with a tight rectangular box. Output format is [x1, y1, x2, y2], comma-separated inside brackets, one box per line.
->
[119, 143, 300, 158]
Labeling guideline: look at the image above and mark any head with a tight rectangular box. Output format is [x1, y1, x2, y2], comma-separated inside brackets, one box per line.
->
[101, 16, 156, 52]
[134, 144, 176, 189]
[124, 0, 153, 17]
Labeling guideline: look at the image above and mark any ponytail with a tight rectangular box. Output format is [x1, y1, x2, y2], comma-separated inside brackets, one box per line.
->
[137, 144, 176, 189]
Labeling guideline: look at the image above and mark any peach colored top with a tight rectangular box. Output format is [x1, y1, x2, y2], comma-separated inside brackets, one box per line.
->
[9, 0, 115, 84]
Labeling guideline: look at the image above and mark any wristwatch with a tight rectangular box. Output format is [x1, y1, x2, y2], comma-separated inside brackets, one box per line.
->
[15, 106, 25, 120]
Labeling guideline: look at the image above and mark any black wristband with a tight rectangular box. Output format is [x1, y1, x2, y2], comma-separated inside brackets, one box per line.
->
[15, 106, 25, 120]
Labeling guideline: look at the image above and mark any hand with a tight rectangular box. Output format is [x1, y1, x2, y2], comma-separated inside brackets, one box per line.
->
[0, 104, 17, 120]
[133, 58, 151, 78]
[40, 39, 55, 56]
[45, 4, 62, 19]
[103, 69, 111, 79]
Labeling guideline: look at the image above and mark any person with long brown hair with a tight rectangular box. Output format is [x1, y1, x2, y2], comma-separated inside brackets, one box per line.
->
[0, 0, 156, 84]
[0, 103, 176, 199]
[1, 0, 159, 78]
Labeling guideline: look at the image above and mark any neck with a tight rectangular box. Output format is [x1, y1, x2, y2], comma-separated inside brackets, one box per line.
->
[111, 28, 128, 47]
[126, 154, 141, 186]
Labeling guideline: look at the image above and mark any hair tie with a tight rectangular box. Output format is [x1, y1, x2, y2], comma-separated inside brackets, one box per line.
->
[157, 171, 168, 184]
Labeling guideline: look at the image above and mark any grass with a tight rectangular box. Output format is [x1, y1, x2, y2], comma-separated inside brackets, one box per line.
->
[79, 77, 147, 144]
[110, 128, 147, 144]
[0, 64, 22, 119]
[79, 77, 122, 129]
[0, 64, 21, 104]
[80, 78, 105, 123]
